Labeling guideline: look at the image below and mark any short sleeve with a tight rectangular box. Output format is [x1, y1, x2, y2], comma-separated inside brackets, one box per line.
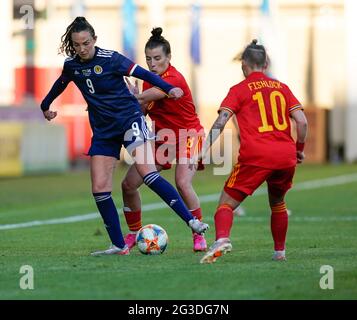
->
[285, 85, 303, 114]
[219, 87, 239, 114]
[161, 73, 181, 88]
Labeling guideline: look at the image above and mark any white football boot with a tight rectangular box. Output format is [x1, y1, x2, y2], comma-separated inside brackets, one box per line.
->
[91, 244, 129, 256]
[200, 238, 232, 264]
[188, 218, 209, 235]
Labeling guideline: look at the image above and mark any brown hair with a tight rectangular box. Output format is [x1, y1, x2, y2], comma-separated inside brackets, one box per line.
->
[59, 17, 96, 57]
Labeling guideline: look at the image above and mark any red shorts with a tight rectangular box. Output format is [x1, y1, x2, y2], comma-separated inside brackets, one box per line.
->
[155, 135, 204, 170]
[224, 163, 296, 202]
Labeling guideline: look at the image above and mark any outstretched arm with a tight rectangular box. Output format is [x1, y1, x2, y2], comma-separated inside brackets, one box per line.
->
[290, 109, 308, 163]
[130, 65, 183, 99]
[201, 109, 234, 160]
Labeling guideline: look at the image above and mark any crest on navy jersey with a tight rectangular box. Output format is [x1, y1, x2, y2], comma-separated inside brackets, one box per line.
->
[94, 65, 103, 74]
[82, 69, 92, 76]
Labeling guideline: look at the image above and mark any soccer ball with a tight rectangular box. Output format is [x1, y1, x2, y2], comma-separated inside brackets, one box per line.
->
[136, 224, 168, 255]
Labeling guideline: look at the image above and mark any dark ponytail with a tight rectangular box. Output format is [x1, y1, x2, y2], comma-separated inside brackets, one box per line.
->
[145, 27, 171, 56]
[59, 17, 96, 57]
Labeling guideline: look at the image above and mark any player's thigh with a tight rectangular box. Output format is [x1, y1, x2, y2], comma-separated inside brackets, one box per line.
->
[218, 190, 241, 211]
[90, 155, 117, 192]
[123, 116, 156, 176]
[177, 133, 204, 162]
[124, 115, 155, 161]
[122, 164, 144, 191]
[155, 141, 175, 170]
[175, 162, 196, 187]
[267, 166, 296, 201]
[132, 141, 157, 177]
[133, 142, 172, 178]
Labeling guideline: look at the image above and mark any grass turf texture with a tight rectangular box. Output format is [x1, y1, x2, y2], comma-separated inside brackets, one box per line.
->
[0, 164, 356, 300]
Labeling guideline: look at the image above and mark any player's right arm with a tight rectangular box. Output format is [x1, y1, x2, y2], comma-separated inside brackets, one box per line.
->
[130, 66, 183, 99]
[113, 52, 183, 99]
[40, 71, 71, 121]
[290, 109, 308, 163]
[199, 109, 234, 161]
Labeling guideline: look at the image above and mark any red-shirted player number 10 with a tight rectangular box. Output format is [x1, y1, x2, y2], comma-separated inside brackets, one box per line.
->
[253, 90, 288, 133]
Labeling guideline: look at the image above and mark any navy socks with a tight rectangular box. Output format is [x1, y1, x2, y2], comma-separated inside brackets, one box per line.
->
[93, 192, 126, 249]
[143, 172, 194, 224]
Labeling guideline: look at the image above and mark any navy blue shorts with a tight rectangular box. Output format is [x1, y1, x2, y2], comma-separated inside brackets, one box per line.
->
[88, 115, 154, 159]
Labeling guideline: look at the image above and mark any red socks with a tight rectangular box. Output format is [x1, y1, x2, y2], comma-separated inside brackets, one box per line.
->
[123, 208, 142, 232]
[212, 201, 288, 250]
[190, 208, 202, 221]
[214, 204, 234, 240]
[270, 202, 288, 251]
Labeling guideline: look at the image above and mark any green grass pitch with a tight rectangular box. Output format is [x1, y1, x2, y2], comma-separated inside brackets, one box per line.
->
[0, 163, 356, 300]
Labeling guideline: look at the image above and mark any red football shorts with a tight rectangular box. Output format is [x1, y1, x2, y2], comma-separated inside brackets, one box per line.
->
[224, 163, 296, 202]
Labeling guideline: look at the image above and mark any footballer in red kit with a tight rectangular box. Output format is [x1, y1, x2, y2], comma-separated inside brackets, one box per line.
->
[143, 64, 204, 167]
[199, 40, 308, 264]
[144, 64, 203, 139]
[220, 72, 302, 170]
[220, 71, 302, 200]
[121, 28, 207, 252]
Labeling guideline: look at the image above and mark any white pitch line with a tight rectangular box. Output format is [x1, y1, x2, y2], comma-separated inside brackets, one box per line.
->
[1, 173, 357, 231]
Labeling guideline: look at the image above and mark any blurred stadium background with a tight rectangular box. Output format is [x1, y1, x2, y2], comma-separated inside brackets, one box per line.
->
[0, 0, 356, 177]
[1, 1, 357, 301]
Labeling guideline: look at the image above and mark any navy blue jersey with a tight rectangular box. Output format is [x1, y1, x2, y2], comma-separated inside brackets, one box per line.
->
[63, 47, 141, 137]
[41, 46, 174, 139]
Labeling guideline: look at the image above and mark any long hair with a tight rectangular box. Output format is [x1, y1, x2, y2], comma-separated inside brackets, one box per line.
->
[59, 16, 96, 57]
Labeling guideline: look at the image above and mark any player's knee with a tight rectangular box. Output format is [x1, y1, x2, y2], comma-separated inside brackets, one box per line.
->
[92, 179, 112, 193]
[121, 178, 137, 194]
[268, 194, 285, 207]
[92, 184, 110, 193]
[268, 188, 286, 206]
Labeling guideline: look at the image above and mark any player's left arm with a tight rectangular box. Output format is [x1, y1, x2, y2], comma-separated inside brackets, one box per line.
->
[290, 108, 308, 163]
[286, 85, 308, 163]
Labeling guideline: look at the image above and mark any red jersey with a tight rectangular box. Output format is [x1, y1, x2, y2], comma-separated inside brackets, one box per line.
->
[220, 72, 302, 169]
[143, 64, 203, 140]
